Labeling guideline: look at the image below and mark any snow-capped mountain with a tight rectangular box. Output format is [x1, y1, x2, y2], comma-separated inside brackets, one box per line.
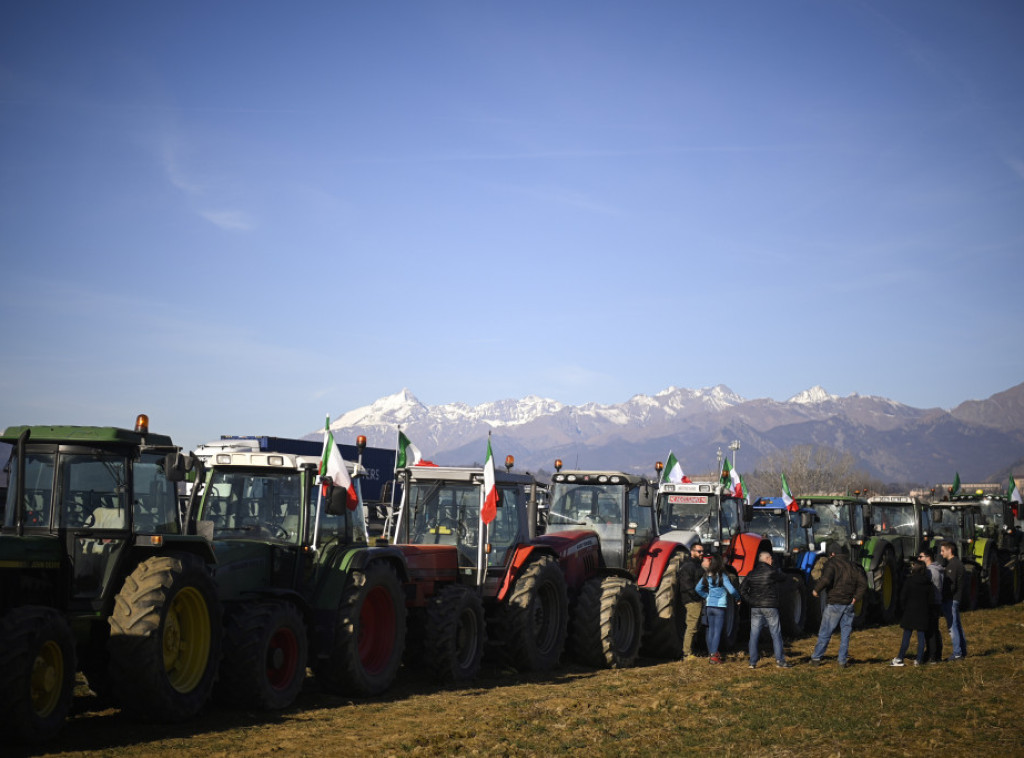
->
[314, 383, 1024, 486]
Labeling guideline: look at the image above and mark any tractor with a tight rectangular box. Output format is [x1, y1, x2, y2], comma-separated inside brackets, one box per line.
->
[864, 495, 934, 615]
[796, 495, 883, 625]
[0, 415, 222, 742]
[545, 464, 689, 662]
[747, 497, 817, 635]
[928, 500, 982, 609]
[188, 436, 408, 709]
[652, 478, 766, 651]
[941, 491, 1023, 606]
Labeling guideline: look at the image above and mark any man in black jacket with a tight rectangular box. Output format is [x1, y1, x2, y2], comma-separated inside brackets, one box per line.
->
[739, 551, 792, 668]
[680, 542, 705, 660]
[940, 541, 968, 660]
[810, 542, 867, 667]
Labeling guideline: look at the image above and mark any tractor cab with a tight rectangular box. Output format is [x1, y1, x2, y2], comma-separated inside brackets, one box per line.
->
[655, 480, 746, 553]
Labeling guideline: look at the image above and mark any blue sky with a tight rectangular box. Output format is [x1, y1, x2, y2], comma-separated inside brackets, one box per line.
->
[2, 1, 1022, 452]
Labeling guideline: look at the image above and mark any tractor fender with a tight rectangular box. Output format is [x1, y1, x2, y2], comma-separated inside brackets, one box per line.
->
[635, 540, 685, 590]
[862, 537, 885, 573]
[971, 538, 991, 569]
[497, 544, 548, 603]
[726, 532, 765, 578]
[333, 545, 411, 583]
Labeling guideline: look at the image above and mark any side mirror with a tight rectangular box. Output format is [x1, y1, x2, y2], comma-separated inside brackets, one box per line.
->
[164, 452, 189, 482]
[932, 509, 943, 524]
[742, 502, 754, 523]
[800, 511, 813, 529]
[321, 477, 350, 516]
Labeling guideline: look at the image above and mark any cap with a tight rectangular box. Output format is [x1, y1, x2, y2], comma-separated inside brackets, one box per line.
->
[826, 541, 843, 556]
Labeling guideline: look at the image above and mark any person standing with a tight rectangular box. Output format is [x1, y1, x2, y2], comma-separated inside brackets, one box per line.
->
[939, 541, 967, 660]
[890, 560, 931, 666]
[810, 542, 867, 668]
[920, 548, 944, 663]
[679, 543, 706, 661]
[695, 553, 740, 664]
[739, 551, 793, 668]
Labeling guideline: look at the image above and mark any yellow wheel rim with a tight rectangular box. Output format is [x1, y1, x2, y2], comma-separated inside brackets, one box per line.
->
[163, 586, 212, 694]
[31, 640, 64, 718]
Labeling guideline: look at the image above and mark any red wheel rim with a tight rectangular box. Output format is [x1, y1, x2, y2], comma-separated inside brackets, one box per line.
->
[266, 627, 300, 690]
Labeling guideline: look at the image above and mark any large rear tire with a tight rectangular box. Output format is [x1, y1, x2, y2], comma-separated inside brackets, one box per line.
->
[982, 549, 1000, 608]
[424, 585, 485, 682]
[780, 575, 807, 638]
[503, 555, 569, 672]
[216, 601, 308, 710]
[641, 552, 685, 659]
[108, 553, 222, 722]
[0, 607, 76, 743]
[875, 551, 899, 624]
[570, 576, 642, 669]
[313, 561, 406, 697]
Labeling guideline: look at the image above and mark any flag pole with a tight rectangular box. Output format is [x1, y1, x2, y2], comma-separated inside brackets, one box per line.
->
[386, 425, 402, 541]
[312, 414, 329, 550]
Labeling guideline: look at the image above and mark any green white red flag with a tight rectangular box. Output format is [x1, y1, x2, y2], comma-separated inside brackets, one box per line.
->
[396, 430, 422, 468]
[662, 451, 690, 484]
[481, 437, 497, 525]
[321, 416, 357, 510]
[781, 473, 797, 512]
[721, 458, 743, 498]
[1009, 475, 1022, 516]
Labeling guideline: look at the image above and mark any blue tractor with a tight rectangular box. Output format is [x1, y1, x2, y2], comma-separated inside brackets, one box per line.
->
[747, 497, 818, 635]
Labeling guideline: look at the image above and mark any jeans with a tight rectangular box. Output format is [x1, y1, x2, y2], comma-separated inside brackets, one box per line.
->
[812, 603, 855, 664]
[706, 606, 725, 656]
[749, 607, 785, 665]
[897, 628, 926, 663]
[682, 600, 704, 656]
[942, 599, 966, 658]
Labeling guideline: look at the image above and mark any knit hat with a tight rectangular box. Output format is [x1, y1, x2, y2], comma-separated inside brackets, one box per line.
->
[826, 540, 843, 556]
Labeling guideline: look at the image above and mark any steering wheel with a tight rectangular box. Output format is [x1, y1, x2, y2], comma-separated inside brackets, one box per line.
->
[262, 521, 290, 540]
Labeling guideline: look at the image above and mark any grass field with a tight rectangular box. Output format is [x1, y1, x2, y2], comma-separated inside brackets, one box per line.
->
[14, 602, 1024, 758]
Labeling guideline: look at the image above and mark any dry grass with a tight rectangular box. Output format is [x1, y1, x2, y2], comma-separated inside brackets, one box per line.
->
[14, 603, 1024, 758]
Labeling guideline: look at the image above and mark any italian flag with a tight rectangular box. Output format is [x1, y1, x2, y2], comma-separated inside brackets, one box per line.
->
[481, 437, 497, 525]
[662, 451, 690, 484]
[1009, 475, 1022, 516]
[396, 430, 422, 468]
[321, 416, 357, 510]
[722, 458, 743, 498]
[781, 473, 797, 512]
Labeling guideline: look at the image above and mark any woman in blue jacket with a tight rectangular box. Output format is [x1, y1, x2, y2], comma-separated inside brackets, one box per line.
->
[696, 553, 740, 663]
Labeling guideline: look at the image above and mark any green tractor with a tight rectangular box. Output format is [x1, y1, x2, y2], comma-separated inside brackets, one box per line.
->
[0, 416, 222, 743]
[188, 435, 409, 709]
[941, 491, 1023, 606]
[864, 495, 934, 615]
[928, 500, 982, 609]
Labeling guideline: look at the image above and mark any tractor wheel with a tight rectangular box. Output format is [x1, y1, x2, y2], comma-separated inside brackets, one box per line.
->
[875, 550, 899, 624]
[108, 553, 222, 722]
[216, 601, 308, 710]
[780, 575, 807, 638]
[313, 561, 406, 697]
[641, 552, 685, 659]
[964, 563, 980, 610]
[982, 551, 1000, 608]
[0, 607, 76, 743]
[503, 555, 569, 672]
[721, 596, 740, 651]
[570, 576, 643, 669]
[852, 566, 870, 628]
[805, 582, 824, 634]
[424, 585, 486, 682]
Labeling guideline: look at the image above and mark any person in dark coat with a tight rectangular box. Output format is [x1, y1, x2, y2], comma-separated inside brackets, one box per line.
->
[739, 551, 792, 668]
[890, 561, 931, 666]
[680, 542, 706, 660]
[920, 547, 944, 663]
[810, 541, 867, 667]
[939, 541, 968, 660]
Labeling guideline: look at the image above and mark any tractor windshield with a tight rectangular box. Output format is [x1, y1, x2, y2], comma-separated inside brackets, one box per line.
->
[405, 480, 521, 567]
[930, 508, 964, 544]
[870, 505, 922, 538]
[656, 493, 716, 542]
[200, 468, 304, 544]
[748, 509, 789, 551]
[974, 502, 1004, 538]
[812, 503, 853, 548]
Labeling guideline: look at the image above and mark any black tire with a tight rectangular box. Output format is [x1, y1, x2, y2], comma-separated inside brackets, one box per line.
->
[108, 553, 223, 722]
[503, 554, 569, 672]
[570, 576, 643, 669]
[424, 585, 486, 682]
[780, 575, 807, 638]
[313, 561, 406, 697]
[964, 563, 980, 611]
[0, 607, 76, 743]
[982, 547, 1000, 608]
[875, 550, 899, 624]
[216, 601, 308, 710]
[641, 552, 685, 659]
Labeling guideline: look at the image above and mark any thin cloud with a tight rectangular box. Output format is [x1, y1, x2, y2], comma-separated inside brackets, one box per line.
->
[200, 209, 255, 232]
